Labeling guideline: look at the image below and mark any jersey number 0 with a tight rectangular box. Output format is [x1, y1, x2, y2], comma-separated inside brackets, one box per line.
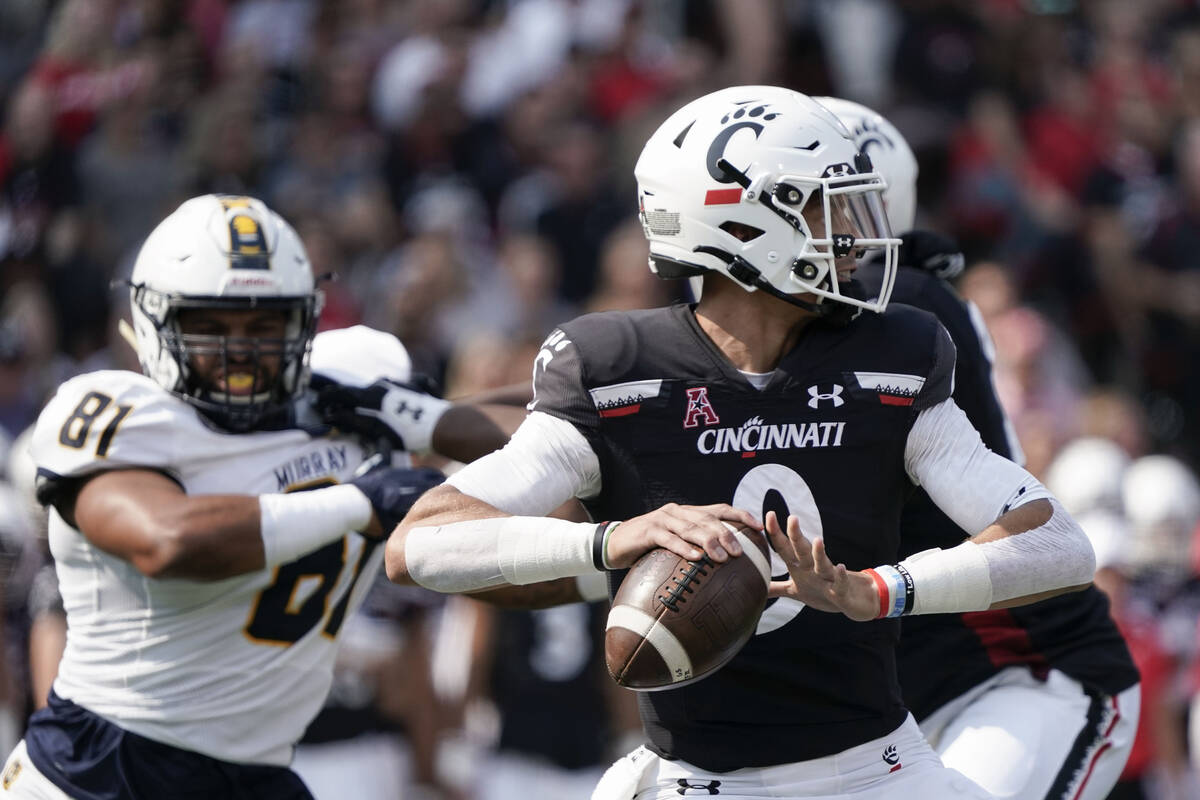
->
[733, 463, 823, 635]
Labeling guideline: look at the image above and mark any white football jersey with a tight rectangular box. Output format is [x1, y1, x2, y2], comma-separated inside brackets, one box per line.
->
[30, 326, 412, 767]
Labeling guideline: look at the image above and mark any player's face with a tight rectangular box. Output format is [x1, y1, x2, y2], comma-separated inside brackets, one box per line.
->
[176, 308, 288, 397]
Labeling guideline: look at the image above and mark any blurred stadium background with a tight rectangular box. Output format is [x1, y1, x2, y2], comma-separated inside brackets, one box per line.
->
[2, 1, 1200, 798]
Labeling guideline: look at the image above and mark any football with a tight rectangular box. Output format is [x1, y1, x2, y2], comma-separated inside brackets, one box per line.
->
[605, 523, 772, 691]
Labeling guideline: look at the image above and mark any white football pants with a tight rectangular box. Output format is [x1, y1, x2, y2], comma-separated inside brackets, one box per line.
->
[920, 667, 1140, 800]
[592, 714, 994, 799]
[1, 741, 73, 799]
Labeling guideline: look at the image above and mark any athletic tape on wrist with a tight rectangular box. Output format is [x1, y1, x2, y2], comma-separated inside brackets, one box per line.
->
[405, 515, 597, 592]
[259, 484, 373, 567]
[897, 541, 993, 615]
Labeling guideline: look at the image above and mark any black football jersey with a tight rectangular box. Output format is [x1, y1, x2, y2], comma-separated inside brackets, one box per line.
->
[858, 263, 1139, 720]
[532, 302, 955, 770]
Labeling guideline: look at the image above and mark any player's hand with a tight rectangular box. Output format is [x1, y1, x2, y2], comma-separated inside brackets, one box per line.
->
[764, 511, 878, 621]
[312, 374, 451, 453]
[604, 503, 761, 568]
[899, 229, 965, 280]
[349, 458, 445, 538]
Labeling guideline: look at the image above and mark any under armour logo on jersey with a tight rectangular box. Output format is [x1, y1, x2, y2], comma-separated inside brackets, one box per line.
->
[683, 387, 720, 428]
[676, 778, 721, 795]
[807, 384, 844, 408]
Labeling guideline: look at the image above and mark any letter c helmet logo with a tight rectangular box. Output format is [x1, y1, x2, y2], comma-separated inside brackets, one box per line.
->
[706, 121, 763, 182]
[705, 101, 781, 182]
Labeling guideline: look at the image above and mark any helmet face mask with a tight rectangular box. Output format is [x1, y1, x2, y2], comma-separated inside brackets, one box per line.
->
[635, 86, 900, 314]
[129, 195, 323, 432]
[771, 168, 897, 304]
[814, 96, 919, 235]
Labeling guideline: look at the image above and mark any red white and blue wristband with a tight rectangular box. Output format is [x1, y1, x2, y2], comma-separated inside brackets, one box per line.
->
[865, 564, 915, 618]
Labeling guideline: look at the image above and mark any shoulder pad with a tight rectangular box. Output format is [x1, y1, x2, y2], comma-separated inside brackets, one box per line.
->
[849, 304, 956, 411]
[31, 371, 188, 483]
[557, 309, 669, 389]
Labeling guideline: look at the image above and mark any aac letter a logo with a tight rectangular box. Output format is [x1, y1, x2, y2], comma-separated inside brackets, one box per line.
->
[683, 387, 720, 428]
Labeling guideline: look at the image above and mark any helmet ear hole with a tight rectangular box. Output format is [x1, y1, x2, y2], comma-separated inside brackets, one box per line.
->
[719, 222, 765, 242]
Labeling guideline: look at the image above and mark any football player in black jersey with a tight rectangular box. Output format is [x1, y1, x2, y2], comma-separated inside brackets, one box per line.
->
[820, 97, 1139, 800]
[385, 87, 1098, 799]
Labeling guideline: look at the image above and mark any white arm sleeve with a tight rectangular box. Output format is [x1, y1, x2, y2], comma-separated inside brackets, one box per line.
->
[974, 498, 1096, 603]
[405, 515, 599, 593]
[446, 411, 601, 514]
[898, 497, 1097, 614]
[896, 399, 1096, 613]
[405, 412, 606, 594]
[905, 398, 1049, 535]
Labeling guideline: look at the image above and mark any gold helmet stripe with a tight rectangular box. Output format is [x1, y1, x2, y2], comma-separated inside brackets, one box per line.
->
[219, 196, 269, 268]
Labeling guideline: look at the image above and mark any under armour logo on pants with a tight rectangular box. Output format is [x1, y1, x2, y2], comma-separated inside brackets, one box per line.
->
[676, 778, 721, 795]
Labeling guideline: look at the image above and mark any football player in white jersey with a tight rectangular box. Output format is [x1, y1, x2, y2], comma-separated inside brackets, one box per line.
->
[382, 87, 1099, 799]
[0, 195, 516, 800]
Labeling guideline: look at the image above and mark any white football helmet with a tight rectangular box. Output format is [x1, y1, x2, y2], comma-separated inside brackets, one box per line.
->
[1043, 436, 1131, 516]
[1122, 455, 1200, 581]
[128, 195, 323, 432]
[635, 86, 899, 315]
[815, 97, 918, 235]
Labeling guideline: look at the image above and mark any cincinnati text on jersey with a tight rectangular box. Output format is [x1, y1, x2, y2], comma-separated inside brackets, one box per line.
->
[272, 444, 351, 490]
[696, 416, 845, 455]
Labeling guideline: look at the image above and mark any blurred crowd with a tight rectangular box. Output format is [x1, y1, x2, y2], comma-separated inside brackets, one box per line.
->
[2, 0, 1200, 797]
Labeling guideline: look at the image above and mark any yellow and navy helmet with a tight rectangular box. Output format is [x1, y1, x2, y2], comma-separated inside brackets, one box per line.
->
[128, 195, 323, 431]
